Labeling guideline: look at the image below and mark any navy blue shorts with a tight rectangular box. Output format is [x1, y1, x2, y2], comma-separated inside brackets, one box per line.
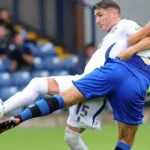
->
[73, 62, 148, 125]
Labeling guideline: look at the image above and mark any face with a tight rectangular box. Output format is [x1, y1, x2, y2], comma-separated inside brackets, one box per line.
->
[0, 10, 9, 20]
[0, 25, 7, 38]
[94, 8, 117, 32]
[14, 34, 24, 46]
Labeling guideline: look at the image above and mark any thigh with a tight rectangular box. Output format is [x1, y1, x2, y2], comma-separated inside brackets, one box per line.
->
[67, 98, 107, 130]
[61, 63, 129, 107]
[72, 63, 128, 100]
[51, 75, 83, 93]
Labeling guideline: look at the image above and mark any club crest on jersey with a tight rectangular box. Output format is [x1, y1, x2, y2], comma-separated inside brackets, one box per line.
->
[109, 26, 118, 34]
[98, 39, 104, 49]
[135, 26, 141, 31]
[98, 42, 102, 49]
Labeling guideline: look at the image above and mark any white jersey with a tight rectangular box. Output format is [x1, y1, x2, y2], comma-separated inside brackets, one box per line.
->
[84, 19, 150, 75]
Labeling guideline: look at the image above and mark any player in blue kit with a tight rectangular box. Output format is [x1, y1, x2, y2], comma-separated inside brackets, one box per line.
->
[0, 0, 150, 150]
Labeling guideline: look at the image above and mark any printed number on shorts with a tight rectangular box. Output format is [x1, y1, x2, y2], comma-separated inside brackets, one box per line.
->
[76, 103, 89, 116]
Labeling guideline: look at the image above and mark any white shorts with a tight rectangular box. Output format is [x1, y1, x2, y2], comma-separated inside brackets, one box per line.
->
[52, 75, 107, 130]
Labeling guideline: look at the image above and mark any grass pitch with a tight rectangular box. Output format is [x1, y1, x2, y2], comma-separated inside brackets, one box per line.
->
[0, 124, 150, 150]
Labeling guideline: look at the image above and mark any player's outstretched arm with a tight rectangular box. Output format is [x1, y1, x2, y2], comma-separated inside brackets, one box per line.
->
[128, 37, 150, 53]
[128, 22, 150, 46]
[118, 37, 150, 60]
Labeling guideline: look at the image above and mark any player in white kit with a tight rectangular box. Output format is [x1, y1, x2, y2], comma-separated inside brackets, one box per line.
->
[0, 0, 150, 150]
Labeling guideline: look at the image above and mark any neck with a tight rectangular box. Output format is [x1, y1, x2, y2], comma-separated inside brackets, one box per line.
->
[109, 18, 121, 31]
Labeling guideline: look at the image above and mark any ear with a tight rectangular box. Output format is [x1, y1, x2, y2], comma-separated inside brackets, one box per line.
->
[111, 9, 118, 18]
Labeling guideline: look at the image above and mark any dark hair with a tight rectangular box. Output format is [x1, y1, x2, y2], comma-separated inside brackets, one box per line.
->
[93, 0, 121, 14]
[12, 31, 20, 39]
[0, 19, 7, 27]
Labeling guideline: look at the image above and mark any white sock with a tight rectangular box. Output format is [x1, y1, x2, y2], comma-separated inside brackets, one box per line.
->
[4, 77, 48, 114]
[64, 127, 88, 150]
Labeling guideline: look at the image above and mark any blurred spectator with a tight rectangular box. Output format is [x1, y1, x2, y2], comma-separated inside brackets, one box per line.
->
[76, 43, 95, 74]
[0, 21, 11, 60]
[0, 8, 15, 38]
[0, 8, 9, 20]
[9, 32, 34, 72]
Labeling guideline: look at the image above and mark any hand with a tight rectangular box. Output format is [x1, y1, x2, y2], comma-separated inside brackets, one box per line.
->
[117, 49, 134, 61]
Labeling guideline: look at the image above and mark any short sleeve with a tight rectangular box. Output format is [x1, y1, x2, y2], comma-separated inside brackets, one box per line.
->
[125, 20, 141, 36]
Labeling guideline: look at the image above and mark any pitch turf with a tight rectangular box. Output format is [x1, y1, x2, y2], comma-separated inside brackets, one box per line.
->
[0, 124, 150, 150]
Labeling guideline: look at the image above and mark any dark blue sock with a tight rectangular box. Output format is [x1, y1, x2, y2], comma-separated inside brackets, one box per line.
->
[115, 142, 131, 150]
[17, 95, 65, 121]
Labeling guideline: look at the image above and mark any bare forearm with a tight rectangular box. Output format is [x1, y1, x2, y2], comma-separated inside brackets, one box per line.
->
[127, 37, 150, 54]
[128, 22, 150, 46]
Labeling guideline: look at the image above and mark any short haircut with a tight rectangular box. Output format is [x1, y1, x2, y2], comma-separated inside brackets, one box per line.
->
[93, 0, 121, 14]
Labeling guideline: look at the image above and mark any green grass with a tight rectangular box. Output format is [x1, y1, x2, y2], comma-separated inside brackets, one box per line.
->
[0, 124, 150, 150]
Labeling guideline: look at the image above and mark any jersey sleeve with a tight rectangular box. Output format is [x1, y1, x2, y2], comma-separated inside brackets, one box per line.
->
[125, 20, 141, 36]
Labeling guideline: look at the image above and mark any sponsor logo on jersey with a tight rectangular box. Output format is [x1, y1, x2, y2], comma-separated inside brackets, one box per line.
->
[135, 25, 141, 31]
[109, 26, 118, 34]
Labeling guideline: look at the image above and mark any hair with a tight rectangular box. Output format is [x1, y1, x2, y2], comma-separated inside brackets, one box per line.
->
[93, 0, 121, 14]
[0, 19, 7, 27]
[12, 31, 20, 39]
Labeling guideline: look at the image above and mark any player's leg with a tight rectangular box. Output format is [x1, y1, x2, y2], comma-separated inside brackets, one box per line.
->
[3, 77, 53, 114]
[1, 74, 89, 149]
[65, 103, 88, 150]
[0, 63, 126, 132]
[3, 75, 75, 115]
[1, 62, 113, 116]
[110, 71, 147, 150]
[114, 124, 139, 150]
[54, 75, 89, 150]
[65, 98, 106, 150]
[117, 122, 139, 145]
[64, 125, 88, 150]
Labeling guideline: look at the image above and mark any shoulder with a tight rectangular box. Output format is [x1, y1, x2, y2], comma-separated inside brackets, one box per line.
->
[121, 19, 140, 28]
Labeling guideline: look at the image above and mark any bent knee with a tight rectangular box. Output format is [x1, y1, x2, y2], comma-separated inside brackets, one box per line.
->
[30, 77, 45, 86]
[30, 77, 40, 84]
[29, 77, 43, 89]
[47, 77, 59, 94]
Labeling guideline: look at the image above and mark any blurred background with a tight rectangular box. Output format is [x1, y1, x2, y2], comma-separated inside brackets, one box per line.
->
[0, 0, 150, 149]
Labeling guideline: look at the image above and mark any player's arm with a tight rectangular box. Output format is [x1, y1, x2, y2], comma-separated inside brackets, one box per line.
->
[127, 37, 150, 54]
[128, 22, 150, 46]
[117, 37, 150, 60]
